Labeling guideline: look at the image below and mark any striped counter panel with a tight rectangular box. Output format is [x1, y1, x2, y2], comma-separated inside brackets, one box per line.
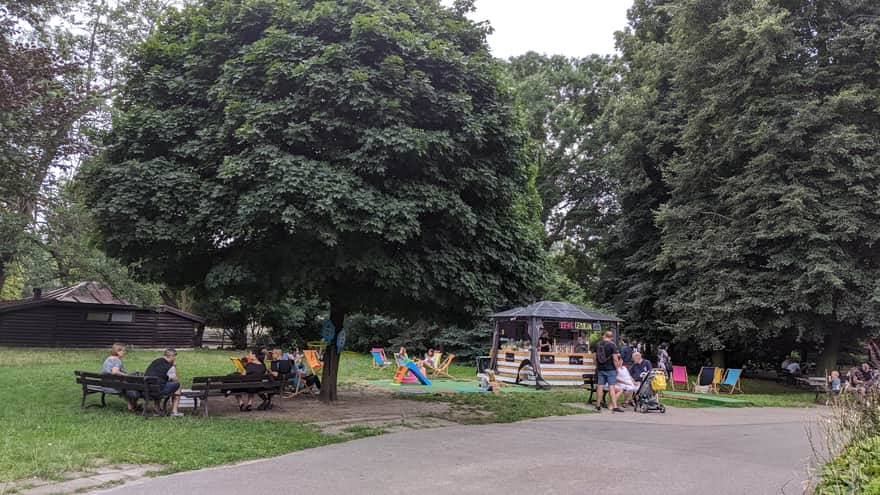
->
[496, 351, 595, 386]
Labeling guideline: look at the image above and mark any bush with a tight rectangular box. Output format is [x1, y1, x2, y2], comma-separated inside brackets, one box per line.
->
[813, 391, 880, 494]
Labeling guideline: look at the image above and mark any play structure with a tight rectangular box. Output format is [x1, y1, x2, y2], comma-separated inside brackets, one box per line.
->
[391, 354, 432, 386]
[488, 301, 622, 388]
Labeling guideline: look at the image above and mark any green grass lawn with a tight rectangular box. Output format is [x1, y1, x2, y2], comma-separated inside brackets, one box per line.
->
[0, 347, 820, 485]
[661, 377, 817, 408]
[0, 348, 340, 484]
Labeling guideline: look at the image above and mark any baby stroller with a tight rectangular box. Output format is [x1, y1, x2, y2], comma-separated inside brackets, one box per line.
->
[633, 369, 666, 414]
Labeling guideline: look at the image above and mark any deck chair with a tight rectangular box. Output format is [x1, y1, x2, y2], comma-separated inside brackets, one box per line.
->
[420, 352, 441, 372]
[692, 366, 718, 393]
[719, 368, 743, 394]
[432, 353, 455, 379]
[371, 348, 392, 368]
[303, 350, 323, 373]
[230, 357, 245, 374]
[670, 365, 688, 391]
[284, 368, 318, 398]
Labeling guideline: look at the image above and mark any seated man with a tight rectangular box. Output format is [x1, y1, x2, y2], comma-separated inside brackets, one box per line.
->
[270, 349, 293, 378]
[785, 359, 801, 376]
[629, 352, 653, 385]
[144, 348, 182, 417]
[853, 363, 875, 398]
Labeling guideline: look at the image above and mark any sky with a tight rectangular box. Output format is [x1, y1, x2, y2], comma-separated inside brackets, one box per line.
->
[442, 0, 632, 59]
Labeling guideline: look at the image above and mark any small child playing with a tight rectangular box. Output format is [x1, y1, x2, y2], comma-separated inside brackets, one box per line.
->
[830, 370, 841, 396]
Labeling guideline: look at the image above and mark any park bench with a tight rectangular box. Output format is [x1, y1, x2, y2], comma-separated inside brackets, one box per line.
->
[583, 372, 610, 405]
[74, 371, 168, 416]
[184, 374, 283, 417]
[796, 376, 829, 402]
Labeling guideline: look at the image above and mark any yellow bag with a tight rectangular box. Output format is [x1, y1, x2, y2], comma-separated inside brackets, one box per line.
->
[651, 372, 667, 392]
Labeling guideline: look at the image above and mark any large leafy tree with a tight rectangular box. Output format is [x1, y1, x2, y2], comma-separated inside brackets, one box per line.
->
[83, 0, 543, 401]
[656, 0, 880, 369]
[597, 0, 679, 342]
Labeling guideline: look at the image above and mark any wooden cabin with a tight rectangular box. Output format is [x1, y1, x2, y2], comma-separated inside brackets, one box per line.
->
[0, 282, 205, 348]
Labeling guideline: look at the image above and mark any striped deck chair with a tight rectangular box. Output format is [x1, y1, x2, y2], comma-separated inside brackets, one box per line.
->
[371, 348, 392, 368]
[691, 366, 718, 393]
[670, 365, 688, 391]
[719, 368, 744, 394]
[432, 354, 455, 379]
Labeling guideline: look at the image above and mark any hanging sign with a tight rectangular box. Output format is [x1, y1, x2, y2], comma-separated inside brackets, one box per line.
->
[558, 321, 593, 330]
[336, 328, 346, 352]
[321, 320, 336, 343]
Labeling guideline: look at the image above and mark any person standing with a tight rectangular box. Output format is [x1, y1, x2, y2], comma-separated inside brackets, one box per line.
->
[620, 339, 634, 367]
[594, 331, 623, 413]
[144, 348, 182, 417]
[657, 344, 672, 378]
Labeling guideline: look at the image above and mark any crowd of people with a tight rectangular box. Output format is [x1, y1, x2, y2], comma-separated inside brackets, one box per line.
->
[100, 343, 321, 415]
[593, 332, 658, 412]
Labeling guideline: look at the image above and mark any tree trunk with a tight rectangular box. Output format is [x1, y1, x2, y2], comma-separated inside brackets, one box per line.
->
[710, 350, 726, 368]
[817, 327, 840, 376]
[319, 302, 345, 403]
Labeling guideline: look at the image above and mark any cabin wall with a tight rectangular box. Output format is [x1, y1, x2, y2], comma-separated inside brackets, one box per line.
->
[0, 304, 196, 348]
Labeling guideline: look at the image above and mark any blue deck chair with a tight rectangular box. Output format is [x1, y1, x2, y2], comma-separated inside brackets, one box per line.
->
[371, 348, 392, 368]
[719, 368, 744, 394]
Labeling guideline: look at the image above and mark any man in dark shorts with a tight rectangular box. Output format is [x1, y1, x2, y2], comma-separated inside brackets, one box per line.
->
[145, 348, 182, 416]
[595, 331, 623, 412]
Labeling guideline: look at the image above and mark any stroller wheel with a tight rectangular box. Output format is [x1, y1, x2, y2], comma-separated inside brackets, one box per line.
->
[659, 405, 666, 414]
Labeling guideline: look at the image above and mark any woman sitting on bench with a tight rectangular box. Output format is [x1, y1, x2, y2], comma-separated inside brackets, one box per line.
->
[237, 350, 270, 412]
[101, 343, 140, 412]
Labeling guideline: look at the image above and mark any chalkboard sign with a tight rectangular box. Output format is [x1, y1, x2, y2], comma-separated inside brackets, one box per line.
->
[505, 353, 515, 362]
[569, 356, 584, 365]
[539, 354, 555, 365]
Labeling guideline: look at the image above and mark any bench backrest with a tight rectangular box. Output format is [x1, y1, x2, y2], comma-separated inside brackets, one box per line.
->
[191, 374, 280, 391]
[74, 370, 162, 394]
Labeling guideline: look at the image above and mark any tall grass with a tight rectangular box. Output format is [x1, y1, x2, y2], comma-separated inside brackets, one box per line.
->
[809, 389, 880, 494]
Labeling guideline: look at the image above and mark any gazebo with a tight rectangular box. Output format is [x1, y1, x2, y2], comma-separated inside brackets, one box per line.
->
[489, 301, 622, 388]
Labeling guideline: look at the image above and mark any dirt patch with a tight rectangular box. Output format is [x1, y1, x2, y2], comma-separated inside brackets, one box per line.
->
[189, 383, 492, 431]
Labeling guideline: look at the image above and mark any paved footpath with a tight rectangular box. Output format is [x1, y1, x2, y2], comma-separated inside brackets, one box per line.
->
[97, 407, 825, 495]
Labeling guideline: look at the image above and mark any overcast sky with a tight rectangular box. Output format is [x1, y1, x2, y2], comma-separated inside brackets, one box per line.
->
[441, 0, 632, 59]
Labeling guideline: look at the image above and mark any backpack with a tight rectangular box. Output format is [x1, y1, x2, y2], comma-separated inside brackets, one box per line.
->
[596, 342, 611, 365]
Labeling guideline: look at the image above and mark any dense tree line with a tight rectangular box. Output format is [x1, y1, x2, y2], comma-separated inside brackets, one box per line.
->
[3, 0, 878, 381]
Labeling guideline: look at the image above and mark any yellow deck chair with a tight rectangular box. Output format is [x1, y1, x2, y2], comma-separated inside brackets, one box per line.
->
[424, 352, 442, 371]
[230, 357, 245, 374]
[303, 349, 323, 373]
[432, 353, 455, 379]
[713, 367, 724, 394]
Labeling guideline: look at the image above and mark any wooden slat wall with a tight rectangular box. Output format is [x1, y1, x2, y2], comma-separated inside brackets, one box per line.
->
[0, 307, 54, 346]
[0, 304, 196, 348]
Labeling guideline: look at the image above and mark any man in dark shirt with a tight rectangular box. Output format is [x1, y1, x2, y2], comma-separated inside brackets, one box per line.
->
[630, 352, 653, 385]
[619, 340, 633, 366]
[595, 331, 622, 413]
[145, 348, 181, 416]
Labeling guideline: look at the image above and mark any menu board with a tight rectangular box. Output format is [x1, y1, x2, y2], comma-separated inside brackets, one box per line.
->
[539, 354, 555, 365]
[569, 356, 584, 365]
[505, 353, 515, 362]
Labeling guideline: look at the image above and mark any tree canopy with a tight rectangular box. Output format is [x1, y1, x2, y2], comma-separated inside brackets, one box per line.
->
[83, 0, 544, 400]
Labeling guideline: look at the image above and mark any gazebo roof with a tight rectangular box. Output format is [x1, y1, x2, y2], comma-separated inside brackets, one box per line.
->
[490, 301, 623, 323]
